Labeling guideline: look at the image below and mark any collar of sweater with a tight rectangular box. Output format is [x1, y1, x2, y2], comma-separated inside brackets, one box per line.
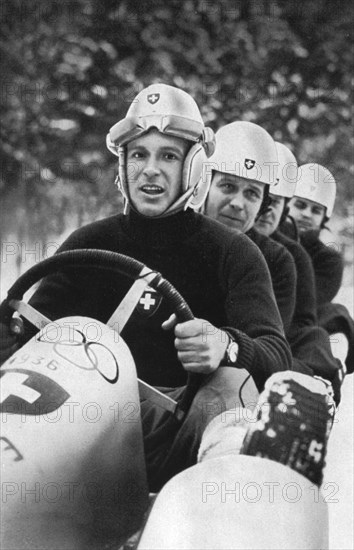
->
[123, 208, 200, 248]
[246, 227, 259, 242]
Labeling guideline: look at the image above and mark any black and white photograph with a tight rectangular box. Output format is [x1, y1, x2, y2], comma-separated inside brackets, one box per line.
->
[1, 1, 353, 548]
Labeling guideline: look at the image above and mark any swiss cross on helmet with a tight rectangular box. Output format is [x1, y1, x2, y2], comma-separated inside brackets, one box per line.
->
[106, 83, 215, 215]
[204, 121, 278, 186]
[244, 159, 256, 170]
[147, 93, 160, 104]
[200, 121, 279, 212]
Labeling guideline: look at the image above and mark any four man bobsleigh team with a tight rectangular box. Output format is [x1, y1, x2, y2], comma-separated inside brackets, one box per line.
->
[1, 83, 353, 490]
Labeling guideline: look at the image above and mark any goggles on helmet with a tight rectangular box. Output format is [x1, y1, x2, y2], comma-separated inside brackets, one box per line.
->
[109, 114, 204, 148]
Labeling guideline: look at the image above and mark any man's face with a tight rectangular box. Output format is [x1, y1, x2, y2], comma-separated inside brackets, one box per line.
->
[288, 197, 326, 232]
[126, 129, 189, 217]
[205, 171, 265, 233]
[255, 193, 285, 236]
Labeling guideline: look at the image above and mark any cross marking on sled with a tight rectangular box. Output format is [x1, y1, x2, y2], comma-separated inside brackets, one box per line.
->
[139, 293, 156, 310]
[0, 373, 40, 404]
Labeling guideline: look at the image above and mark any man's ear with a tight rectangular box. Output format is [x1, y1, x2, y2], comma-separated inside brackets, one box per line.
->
[320, 215, 330, 230]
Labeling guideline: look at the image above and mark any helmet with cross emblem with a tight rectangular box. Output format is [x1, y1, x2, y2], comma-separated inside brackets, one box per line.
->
[106, 83, 215, 214]
[201, 121, 279, 194]
[294, 163, 336, 218]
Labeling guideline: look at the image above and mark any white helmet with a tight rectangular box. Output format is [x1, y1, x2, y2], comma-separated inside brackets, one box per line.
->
[272, 142, 298, 198]
[294, 163, 336, 218]
[202, 121, 279, 197]
[106, 83, 215, 215]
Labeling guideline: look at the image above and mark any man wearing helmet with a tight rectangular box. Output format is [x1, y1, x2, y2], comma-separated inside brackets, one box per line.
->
[202, 124, 339, 385]
[0, 84, 291, 489]
[203, 121, 297, 335]
[198, 122, 335, 483]
[286, 164, 343, 306]
[284, 164, 353, 377]
[255, 144, 343, 401]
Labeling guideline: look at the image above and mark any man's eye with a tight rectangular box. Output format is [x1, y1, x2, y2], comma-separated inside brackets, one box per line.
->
[294, 200, 306, 210]
[313, 208, 323, 215]
[246, 189, 261, 200]
[219, 183, 234, 191]
[129, 151, 144, 159]
[164, 152, 178, 160]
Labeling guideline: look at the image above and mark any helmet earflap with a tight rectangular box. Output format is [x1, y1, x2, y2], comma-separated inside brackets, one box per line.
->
[184, 130, 216, 209]
[202, 127, 216, 158]
[115, 146, 130, 214]
[116, 147, 127, 193]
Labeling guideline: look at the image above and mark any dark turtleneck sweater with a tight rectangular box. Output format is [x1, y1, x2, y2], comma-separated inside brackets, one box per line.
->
[248, 226, 341, 384]
[28, 209, 291, 389]
[272, 229, 341, 385]
[272, 229, 316, 329]
[279, 220, 344, 306]
[246, 227, 296, 334]
[300, 230, 344, 305]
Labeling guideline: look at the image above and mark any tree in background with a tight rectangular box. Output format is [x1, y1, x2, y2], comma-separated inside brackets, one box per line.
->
[1, 0, 353, 249]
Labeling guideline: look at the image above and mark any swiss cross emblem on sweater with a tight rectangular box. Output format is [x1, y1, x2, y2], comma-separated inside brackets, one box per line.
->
[244, 158, 256, 170]
[147, 93, 160, 104]
[136, 286, 162, 317]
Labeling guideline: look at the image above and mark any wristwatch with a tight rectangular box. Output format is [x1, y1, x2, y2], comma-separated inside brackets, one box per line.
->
[223, 332, 239, 366]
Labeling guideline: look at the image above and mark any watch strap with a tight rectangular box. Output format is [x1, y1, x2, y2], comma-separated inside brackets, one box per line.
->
[222, 330, 239, 366]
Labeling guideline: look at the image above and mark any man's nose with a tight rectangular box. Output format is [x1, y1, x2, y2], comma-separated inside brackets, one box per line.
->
[229, 192, 243, 209]
[301, 206, 311, 218]
[263, 206, 273, 217]
[143, 156, 160, 178]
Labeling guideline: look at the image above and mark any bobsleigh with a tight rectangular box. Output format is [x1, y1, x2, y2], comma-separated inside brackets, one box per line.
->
[0, 250, 330, 549]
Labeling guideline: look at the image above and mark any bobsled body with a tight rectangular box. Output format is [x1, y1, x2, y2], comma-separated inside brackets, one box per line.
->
[138, 455, 329, 550]
[1, 316, 149, 549]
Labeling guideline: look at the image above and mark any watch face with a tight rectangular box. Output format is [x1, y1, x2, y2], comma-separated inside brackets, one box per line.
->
[228, 342, 238, 363]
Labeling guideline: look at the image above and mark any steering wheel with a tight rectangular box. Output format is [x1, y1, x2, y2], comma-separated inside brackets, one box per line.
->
[0, 249, 201, 417]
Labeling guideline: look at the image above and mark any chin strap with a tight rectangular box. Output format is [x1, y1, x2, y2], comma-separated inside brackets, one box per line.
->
[157, 186, 196, 218]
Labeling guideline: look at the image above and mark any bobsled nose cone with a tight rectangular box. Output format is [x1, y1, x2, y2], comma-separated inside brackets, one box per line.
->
[1, 316, 149, 549]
